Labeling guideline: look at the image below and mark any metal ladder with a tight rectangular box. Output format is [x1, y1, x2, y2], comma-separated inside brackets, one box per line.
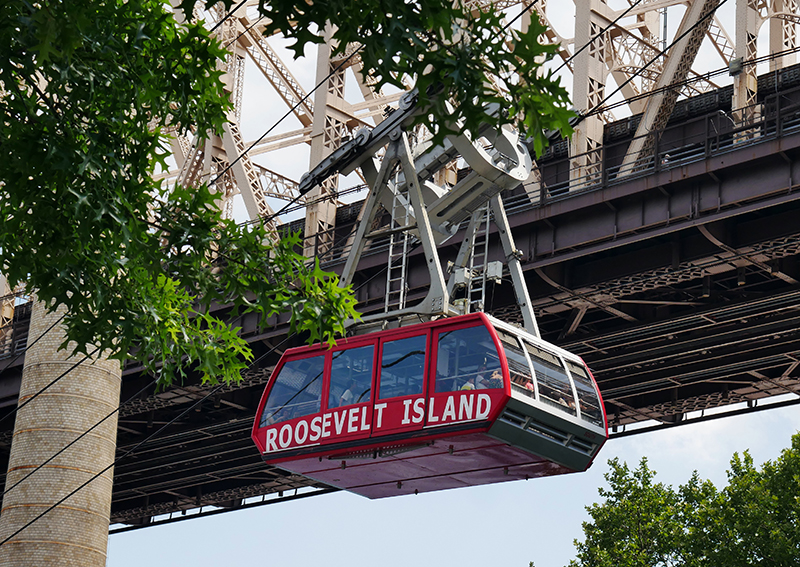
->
[467, 204, 491, 313]
[384, 188, 412, 313]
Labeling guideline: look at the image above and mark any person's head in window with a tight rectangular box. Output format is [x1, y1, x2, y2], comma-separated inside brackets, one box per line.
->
[479, 369, 503, 389]
[340, 379, 358, 406]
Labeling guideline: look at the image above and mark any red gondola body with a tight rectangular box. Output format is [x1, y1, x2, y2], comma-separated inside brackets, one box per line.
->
[252, 313, 608, 498]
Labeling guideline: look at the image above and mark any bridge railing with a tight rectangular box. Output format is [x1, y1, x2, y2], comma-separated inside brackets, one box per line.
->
[297, 84, 800, 268]
[524, 84, 800, 210]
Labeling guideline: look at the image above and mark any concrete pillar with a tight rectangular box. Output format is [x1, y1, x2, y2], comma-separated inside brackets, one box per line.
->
[0, 301, 121, 566]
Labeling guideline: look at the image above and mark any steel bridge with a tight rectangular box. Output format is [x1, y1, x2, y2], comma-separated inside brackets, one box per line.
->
[4, 59, 800, 534]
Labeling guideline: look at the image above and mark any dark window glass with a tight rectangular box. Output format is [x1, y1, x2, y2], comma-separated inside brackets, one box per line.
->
[435, 325, 501, 393]
[524, 342, 576, 416]
[566, 360, 603, 427]
[329, 345, 374, 408]
[495, 329, 533, 397]
[379, 335, 426, 399]
[260, 356, 324, 427]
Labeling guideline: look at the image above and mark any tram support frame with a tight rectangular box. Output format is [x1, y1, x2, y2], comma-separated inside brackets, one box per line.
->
[327, 94, 539, 332]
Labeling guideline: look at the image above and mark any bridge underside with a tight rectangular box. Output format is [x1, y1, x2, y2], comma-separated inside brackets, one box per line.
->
[2, 77, 800, 530]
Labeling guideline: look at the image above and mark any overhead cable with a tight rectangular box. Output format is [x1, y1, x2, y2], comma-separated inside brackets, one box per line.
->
[599, 42, 800, 115]
[579, 0, 731, 123]
[0, 331, 293, 547]
[0, 311, 65, 374]
[554, 0, 645, 74]
[0, 383, 225, 548]
[1, 377, 159, 498]
[209, 0, 248, 33]
[0, 345, 100, 428]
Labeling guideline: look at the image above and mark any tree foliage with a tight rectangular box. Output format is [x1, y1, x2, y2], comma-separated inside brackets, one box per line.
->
[1, 0, 574, 385]
[0, 0, 357, 385]
[571, 458, 687, 567]
[227, 0, 573, 152]
[569, 433, 800, 567]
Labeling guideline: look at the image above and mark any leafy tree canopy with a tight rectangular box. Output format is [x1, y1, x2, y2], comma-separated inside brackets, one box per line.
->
[569, 433, 800, 567]
[1, 0, 357, 385]
[1, 0, 573, 385]
[235, 0, 574, 153]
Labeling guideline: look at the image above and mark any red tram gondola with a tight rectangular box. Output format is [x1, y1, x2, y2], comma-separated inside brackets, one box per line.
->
[252, 313, 608, 498]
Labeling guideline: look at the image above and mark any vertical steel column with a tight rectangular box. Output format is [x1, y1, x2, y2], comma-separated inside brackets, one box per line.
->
[304, 27, 348, 257]
[733, 0, 761, 135]
[489, 196, 540, 338]
[770, 0, 798, 71]
[572, 0, 607, 191]
[519, 0, 547, 204]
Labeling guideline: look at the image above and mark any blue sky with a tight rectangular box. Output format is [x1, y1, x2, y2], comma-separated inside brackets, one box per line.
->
[107, 402, 800, 567]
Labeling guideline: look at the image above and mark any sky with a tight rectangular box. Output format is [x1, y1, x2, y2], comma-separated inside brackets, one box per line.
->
[106, 402, 800, 567]
[106, 3, 800, 566]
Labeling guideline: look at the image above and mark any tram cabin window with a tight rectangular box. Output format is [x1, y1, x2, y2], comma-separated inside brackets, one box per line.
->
[565, 360, 604, 427]
[495, 329, 535, 396]
[260, 355, 324, 427]
[435, 326, 503, 393]
[329, 345, 374, 408]
[379, 335, 426, 399]
[524, 342, 577, 416]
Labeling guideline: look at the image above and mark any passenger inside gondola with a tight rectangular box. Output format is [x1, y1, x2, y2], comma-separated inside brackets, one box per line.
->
[339, 379, 358, 406]
[436, 325, 503, 392]
[565, 360, 604, 426]
[495, 329, 534, 396]
[459, 373, 478, 390]
[329, 345, 373, 408]
[524, 342, 577, 416]
[510, 374, 535, 393]
[479, 369, 504, 389]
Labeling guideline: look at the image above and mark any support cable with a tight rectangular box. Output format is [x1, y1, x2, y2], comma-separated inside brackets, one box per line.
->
[0, 382, 225, 548]
[208, 0, 249, 33]
[1, 377, 158, 498]
[503, 0, 540, 32]
[0, 346, 100, 428]
[578, 0, 731, 123]
[598, 42, 800, 115]
[0, 335, 295, 548]
[0, 311, 65, 374]
[554, 0, 645, 74]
